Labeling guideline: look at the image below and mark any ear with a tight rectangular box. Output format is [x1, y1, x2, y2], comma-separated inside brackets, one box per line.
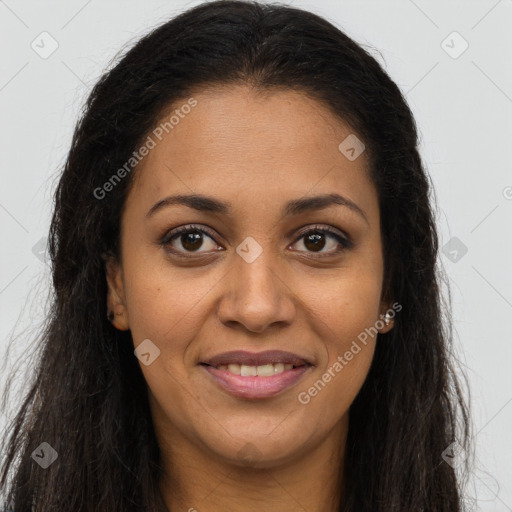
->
[104, 254, 130, 331]
[377, 302, 395, 334]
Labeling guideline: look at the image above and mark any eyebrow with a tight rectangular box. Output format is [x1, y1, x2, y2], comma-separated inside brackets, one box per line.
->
[146, 192, 369, 225]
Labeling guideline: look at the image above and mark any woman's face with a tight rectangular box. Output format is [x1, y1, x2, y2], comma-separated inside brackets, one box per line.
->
[106, 85, 392, 468]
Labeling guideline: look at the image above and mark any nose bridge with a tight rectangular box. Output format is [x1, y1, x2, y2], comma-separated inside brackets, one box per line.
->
[236, 236, 278, 294]
[217, 235, 295, 332]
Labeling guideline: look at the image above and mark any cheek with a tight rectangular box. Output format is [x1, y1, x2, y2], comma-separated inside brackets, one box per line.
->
[122, 266, 210, 420]
[121, 251, 222, 360]
[302, 264, 383, 347]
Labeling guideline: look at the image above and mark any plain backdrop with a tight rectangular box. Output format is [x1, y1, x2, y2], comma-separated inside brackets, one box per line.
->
[1, 0, 511, 509]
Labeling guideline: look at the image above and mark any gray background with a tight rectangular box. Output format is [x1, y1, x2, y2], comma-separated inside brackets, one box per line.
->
[1, 0, 511, 509]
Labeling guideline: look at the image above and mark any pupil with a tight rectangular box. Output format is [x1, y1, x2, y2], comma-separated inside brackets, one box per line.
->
[182, 232, 202, 251]
[304, 233, 325, 252]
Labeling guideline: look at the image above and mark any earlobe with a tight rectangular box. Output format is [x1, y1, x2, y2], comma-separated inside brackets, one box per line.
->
[109, 304, 130, 331]
[104, 256, 130, 331]
[378, 313, 394, 334]
[377, 303, 395, 334]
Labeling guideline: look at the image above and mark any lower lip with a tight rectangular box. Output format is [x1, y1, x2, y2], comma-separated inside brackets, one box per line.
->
[200, 364, 311, 400]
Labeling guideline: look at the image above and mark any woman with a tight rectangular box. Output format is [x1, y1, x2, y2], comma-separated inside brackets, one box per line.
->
[0, 1, 472, 510]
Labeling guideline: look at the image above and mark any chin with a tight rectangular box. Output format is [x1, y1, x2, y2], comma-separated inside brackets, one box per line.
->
[204, 430, 309, 469]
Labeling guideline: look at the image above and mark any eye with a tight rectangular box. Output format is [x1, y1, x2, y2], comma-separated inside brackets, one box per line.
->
[290, 225, 352, 256]
[160, 224, 222, 256]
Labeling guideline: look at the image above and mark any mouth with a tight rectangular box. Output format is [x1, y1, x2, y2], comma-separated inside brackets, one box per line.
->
[199, 350, 312, 400]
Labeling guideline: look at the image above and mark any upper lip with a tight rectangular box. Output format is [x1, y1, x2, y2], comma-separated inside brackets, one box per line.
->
[201, 350, 311, 368]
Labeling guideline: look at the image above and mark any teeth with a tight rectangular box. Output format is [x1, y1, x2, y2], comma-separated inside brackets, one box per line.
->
[256, 364, 275, 377]
[241, 365, 257, 376]
[228, 363, 241, 375]
[274, 363, 286, 374]
[216, 363, 296, 376]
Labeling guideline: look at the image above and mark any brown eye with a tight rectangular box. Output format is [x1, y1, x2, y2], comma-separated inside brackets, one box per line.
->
[161, 225, 220, 256]
[178, 231, 205, 252]
[291, 226, 351, 255]
[303, 233, 327, 252]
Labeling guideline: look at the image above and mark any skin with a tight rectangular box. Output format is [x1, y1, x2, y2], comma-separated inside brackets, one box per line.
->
[106, 84, 394, 512]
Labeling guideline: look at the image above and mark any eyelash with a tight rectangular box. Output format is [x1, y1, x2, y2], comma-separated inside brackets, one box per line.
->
[160, 223, 352, 258]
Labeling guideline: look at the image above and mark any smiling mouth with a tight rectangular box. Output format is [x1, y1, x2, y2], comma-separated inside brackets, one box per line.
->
[200, 362, 311, 400]
[199, 349, 312, 398]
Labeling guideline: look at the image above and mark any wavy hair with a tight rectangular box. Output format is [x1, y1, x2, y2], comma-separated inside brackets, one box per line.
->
[0, 1, 472, 510]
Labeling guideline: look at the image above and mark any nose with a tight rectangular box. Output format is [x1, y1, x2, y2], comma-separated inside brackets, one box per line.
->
[216, 244, 296, 333]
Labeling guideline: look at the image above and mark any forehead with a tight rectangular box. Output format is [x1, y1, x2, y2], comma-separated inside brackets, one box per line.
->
[126, 85, 377, 221]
